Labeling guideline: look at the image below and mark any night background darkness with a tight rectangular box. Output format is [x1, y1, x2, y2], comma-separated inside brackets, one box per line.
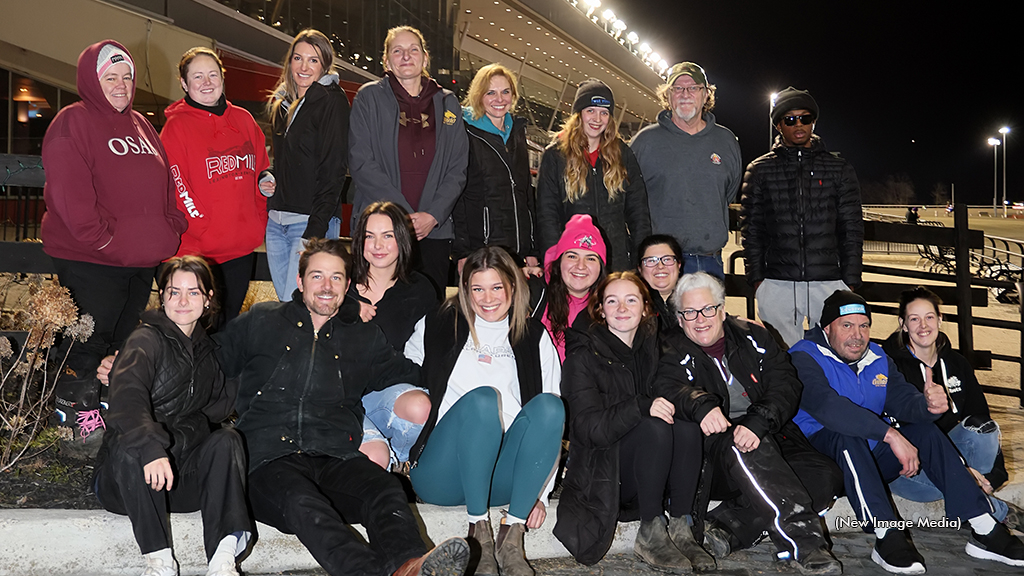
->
[609, 1, 1019, 206]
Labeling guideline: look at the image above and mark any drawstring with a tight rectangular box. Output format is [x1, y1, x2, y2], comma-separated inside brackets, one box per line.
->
[920, 359, 958, 414]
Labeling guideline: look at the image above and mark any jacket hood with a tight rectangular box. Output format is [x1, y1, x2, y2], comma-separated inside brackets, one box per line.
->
[656, 109, 717, 137]
[78, 40, 135, 114]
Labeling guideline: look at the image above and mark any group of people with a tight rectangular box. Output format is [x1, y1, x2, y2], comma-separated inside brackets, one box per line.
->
[37, 22, 1024, 576]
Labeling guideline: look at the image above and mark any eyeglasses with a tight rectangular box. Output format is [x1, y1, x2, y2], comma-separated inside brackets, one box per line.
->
[671, 85, 706, 95]
[641, 255, 679, 267]
[782, 114, 815, 126]
[678, 304, 722, 321]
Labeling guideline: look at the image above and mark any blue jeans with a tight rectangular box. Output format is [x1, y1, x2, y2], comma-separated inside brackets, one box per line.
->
[682, 252, 724, 279]
[265, 216, 340, 301]
[361, 383, 428, 465]
[889, 420, 1006, 521]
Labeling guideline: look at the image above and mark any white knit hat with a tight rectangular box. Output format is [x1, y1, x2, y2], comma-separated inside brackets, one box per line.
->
[96, 44, 135, 80]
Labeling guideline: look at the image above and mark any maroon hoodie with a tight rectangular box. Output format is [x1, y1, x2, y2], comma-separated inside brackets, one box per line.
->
[41, 40, 187, 268]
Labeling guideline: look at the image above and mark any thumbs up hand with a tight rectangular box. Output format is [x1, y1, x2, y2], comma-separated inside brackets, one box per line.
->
[923, 366, 949, 414]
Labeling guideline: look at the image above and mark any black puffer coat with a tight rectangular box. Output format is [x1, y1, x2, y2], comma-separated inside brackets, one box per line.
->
[554, 319, 659, 565]
[536, 140, 651, 272]
[102, 309, 231, 467]
[740, 135, 863, 286]
[452, 117, 535, 260]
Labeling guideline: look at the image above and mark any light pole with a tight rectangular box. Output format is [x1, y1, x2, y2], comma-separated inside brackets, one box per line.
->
[1000, 127, 1010, 217]
[769, 92, 778, 149]
[989, 137, 1001, 216]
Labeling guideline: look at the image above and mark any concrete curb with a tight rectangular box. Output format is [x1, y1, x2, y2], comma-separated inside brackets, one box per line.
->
[4, 488, 1020, 576]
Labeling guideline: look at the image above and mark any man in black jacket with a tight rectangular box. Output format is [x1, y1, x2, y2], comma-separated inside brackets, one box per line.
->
[216, 238, 468, 576]
[740, 87, 864, 347]
[656, 272, 842, 575]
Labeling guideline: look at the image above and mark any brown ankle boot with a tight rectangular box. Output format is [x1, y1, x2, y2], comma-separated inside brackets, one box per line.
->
[393, 537, 470, 576]
[468, 519, 498, 576]
[634, 516, 693, 573]
[494, 523, 534, 576]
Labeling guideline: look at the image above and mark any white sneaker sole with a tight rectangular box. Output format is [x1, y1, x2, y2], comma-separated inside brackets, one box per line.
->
[965, 541, 1024, 566]
[870, 548, 926, 574]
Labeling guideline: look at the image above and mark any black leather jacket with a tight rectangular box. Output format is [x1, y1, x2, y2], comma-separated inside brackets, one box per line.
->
[102, 309, 230, 467]
[740, 135, 863, 286]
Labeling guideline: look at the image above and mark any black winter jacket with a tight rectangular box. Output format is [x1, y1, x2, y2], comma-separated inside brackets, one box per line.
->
[740, 135, 863, 286]
[554, 320, 659, 565]
[536, 140, 651, 272]
[452, 117, 536, 260]
[217, 294, 421, 472]
[347, 271, 437, 351]
[882, 330, 1008, 488]
[269, 79, 350, 239]
[408, 305, 549, 467]
[102, 309, 231, 467]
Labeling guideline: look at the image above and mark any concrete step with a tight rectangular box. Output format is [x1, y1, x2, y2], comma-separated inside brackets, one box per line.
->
[2, 485, 1021, 576]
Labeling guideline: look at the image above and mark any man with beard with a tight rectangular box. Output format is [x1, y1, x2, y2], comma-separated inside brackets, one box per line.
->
[791, 291, 1024, 574]
[740, 87, 863, 348]
[216, 238, 469, 576]
[630, 62, 741, 279]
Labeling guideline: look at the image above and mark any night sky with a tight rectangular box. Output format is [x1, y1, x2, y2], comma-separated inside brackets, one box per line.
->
[611, 1, 1019, 206]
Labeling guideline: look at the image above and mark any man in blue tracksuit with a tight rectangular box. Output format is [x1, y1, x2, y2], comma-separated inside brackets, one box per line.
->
[791, 291, 1024, 574]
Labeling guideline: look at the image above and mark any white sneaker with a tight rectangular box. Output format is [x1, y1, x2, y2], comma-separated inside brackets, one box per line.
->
[141, 556, 178, 576]
[206, 560, 240, 576]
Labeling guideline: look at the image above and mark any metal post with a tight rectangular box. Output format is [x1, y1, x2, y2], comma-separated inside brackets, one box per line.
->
[954, 203, 975, 367]
[547, 74, 571, 132]
[1018, 281, 1024, 407]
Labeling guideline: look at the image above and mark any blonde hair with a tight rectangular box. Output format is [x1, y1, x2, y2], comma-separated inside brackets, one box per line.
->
[266, 29, 337, 130]
[382, 25, 431, 78]
[463, 63, 519, 120]
[555, 111, 627, 203]
[448, 246, 530, 347]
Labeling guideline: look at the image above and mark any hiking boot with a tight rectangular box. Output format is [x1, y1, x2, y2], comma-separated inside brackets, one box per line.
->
[701, 525, 731, 560]
[794, 546, 842, 575]
[667, 516, 715, 571]
[393, 537, 470, 576]
[965, 523, 1024, 566]
[1002, 499, 1024, 533]
[870, 529, 925, 574]
[495, 522, 534, 576]
[634, 516, 693, 573]
[468, 519, 498, 576]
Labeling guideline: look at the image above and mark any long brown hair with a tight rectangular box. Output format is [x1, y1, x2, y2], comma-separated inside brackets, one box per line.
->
[448, 246, 530, 347]
[555, 111, 627, 202]
[266, 29, 337, 130]
[350, 202, 416, 289]
[545, 250, 606, 347]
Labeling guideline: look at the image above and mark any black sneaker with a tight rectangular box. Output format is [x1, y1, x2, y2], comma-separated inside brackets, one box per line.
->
[870, 529, 925, 574]
[965, 523, 1024, 566]
[794, 547, 842, 575]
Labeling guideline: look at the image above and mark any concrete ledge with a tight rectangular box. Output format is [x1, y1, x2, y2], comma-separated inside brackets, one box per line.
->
[3, 486, 1021, 576]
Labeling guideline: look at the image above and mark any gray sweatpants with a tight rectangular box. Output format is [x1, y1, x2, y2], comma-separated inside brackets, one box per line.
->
[755, 279, 848, 348]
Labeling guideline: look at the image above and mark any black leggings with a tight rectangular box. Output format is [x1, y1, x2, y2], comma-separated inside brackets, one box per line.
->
[619, 417, 703, 521]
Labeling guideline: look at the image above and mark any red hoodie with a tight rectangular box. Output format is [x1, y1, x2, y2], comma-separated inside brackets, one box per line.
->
[41, 40, 187, 268]
[162, 98, 270, 263]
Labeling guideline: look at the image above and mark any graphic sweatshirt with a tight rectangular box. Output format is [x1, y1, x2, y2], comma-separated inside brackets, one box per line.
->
[162, 98, 270, 263]
[41, 40, 186, 268]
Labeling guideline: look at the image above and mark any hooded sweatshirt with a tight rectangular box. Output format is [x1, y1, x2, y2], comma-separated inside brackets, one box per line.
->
[162, 97, 270, 263]
[41, 40, 187, 268]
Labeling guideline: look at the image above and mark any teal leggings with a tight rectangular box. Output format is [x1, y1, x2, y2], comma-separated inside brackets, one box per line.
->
[410, 387, 564, 519]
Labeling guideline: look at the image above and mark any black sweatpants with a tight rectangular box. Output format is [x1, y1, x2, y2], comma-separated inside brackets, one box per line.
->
[94, 428, 251, 560]
[707, 427, 841, 552]
[619, 417, 703, 521]
[52, 258, 155, 408]
[703, 423, 828, 561]
[249, 453, 427, 576]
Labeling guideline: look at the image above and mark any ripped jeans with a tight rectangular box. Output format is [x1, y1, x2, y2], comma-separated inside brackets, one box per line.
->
[361, 383, 428, 465]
